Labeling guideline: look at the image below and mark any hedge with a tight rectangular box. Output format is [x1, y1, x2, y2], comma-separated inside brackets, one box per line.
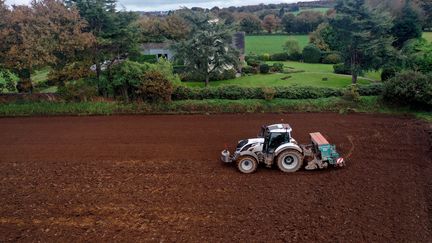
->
[172, 84, 383, 100]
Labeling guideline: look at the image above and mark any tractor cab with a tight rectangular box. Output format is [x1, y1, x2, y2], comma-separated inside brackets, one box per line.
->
[261, 124, 293, 154]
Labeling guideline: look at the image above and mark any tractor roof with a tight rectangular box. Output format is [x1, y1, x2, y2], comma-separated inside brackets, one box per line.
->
[267, 124, 292, 133]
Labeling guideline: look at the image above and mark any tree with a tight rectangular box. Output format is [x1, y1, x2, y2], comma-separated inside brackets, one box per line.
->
[0, 0, 94, 92]
[173, 21, 239, 87]
[283, 40, 301, 57]
[33, 0, 94, 85]
[295, 11, 325, 33]
[161, 14, 191, 41]
[239, 14, 262, 34]
[302, 44, 321, 63]
[309, 23, 340, 51]
[67, 0, 139, 95]
[330, 0, 394, 84]
[281, 13, 296, 33]
[262, 14, 279, 34]
[420, 0, 432, 29]
[391, 1, 422, 48]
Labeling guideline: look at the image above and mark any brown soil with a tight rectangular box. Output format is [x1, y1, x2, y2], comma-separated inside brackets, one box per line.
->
[0, 113, 431, 242]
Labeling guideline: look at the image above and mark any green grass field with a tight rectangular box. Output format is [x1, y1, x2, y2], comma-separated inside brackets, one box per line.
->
[185, 73, 370, 88]
[185, 61, 374, 88]
[292, 7, 330, 15]
[423, 32, 432, 42]
[245, 35, 309, 55]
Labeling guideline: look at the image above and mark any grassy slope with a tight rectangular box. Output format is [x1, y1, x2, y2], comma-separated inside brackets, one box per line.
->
[0, 97, 430, 121]
[245, 35, 309, 55]
[184, 61, 373, 88]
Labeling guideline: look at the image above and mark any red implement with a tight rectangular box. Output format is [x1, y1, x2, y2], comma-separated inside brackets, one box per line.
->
[310, 132, 329, 145]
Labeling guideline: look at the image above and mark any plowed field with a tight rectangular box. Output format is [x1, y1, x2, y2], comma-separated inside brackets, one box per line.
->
[0, 114, 431, 242]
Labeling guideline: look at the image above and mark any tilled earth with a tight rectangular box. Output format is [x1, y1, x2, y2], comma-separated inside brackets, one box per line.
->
[0, 113, 431, 242]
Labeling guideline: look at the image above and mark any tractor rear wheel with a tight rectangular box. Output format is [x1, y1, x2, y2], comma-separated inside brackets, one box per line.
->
[277, 150, 303, 173]
[237, 156, 258, 174]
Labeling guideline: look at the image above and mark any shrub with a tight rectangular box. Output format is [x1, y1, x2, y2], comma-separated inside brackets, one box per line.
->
[333, 63, 351, 75]
[283, 40, 301, 57]
[383, 71, 432, 107]
[136, 71, 173, 103]
[381, 68, 396, 81]
[270, 52, 289, 61]
[172, 85, 343, 100]
[58, 79, 97, 102]
[129, 54, 158, 64]
[302, 44, 321, 63]
[358, 83, 383, 96]
[259, 63, 270, 74]
[271, 63, 284, 73]
[262, 87, 276, 100]
[173, 65, 187, 74]
[242, 66, 255, 74]
[288, 52, 302, 61]
[322, 53, 342, 64]
[246, 58, 261, 67]
[261, 53, 271, 61]
[343, 84, 360, 102]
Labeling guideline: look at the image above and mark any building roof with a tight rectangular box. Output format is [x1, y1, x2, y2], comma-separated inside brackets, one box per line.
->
[141, 42, 173, 50]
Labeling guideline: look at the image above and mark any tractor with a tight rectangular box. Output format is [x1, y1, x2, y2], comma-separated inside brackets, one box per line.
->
[221, 123, 345, 174]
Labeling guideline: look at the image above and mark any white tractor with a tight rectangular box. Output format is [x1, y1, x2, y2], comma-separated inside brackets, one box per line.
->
[221, 123, 345, 174]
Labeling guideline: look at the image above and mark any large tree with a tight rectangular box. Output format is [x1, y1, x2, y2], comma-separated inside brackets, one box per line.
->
[239, 14, 262, 34]
[330, 0, 394, 84]
[262, 14, 279, 34]
[66, 0, 139, 95]
[173, 18, 239, 87]
[0, 0, 93, 92]
[391, 0, 422, 48]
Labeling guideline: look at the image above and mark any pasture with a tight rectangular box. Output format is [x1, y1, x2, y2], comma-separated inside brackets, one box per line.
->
[245, 35, 309, 55]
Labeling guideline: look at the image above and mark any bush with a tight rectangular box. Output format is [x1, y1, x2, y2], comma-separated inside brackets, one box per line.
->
[383, 71, 432, 107]
[58, 79, 97, 102]
[343, 84, 360, 102]
[283, 40, 301, 57]
[259, 63, 270, 74]
[129, 54, 158, 64]
[136, 71, 173, 103]
[172, 85, 343, 100]
[261, 53, 271, 61]
[242, 66, 255, 74]
[381, 68, 396, 81]
[358, 83, 383, 96]
[270, 52, 289, 61]
[246, 58, 261, 67]
[302, 44, 321, 63]
[262, 87, 276, 100]
[322, 53, 342, 64]
[271, 63, 284, 73]
[173, 65, 187, 74]
[333, 63, 351, 75]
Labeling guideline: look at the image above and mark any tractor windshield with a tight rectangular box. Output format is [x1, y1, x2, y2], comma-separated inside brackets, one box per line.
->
[265, 132, 290, 154]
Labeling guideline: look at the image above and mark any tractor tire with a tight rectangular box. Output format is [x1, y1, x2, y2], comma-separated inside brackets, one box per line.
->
[277, 150, 304, 173]
[237, 156, 258, 174]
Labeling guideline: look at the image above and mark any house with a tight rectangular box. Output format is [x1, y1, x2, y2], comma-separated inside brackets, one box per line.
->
[140, 32, 245, 62]
[140, 42, 175, 61]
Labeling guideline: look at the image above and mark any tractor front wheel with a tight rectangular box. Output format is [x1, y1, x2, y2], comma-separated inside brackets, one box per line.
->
[277, 150, 303, 173]
[237, 156, 258, 174]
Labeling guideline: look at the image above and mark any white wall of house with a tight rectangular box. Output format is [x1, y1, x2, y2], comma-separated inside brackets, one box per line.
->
[142, 48, 174, 60]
